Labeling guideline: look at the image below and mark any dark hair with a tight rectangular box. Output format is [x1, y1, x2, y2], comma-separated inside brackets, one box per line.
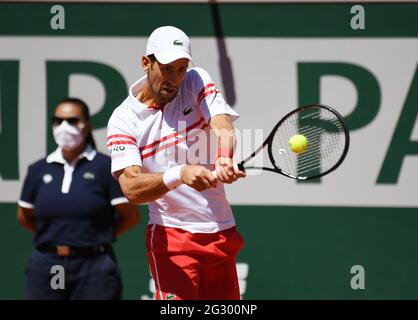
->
[148, 54, 157, 65]
[55, 97, 97, 149]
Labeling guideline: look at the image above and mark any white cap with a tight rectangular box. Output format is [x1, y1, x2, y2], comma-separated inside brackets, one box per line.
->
[146, 26, 192, 64]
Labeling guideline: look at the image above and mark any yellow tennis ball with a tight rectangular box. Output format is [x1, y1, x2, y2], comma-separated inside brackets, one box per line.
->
[289, 134, 308, 154]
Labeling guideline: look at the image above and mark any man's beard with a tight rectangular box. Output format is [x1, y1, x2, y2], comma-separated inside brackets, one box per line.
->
[158, 87, 179, 103]
[155, 84, 179, 104]
[148, 74, 178, 104]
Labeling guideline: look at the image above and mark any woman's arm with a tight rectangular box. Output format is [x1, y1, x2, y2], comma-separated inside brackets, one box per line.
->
[17, 206, 36, 232]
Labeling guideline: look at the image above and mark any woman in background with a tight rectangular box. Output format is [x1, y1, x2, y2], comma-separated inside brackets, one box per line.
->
[17, 98, 140, 300]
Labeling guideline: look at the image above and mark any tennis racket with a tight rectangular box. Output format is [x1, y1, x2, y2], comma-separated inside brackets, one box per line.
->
[223, 104, 350, 180]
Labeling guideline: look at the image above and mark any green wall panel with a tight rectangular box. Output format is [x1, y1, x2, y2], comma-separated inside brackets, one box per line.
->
[0, 3, 417, 37]
[2, 203, 418, 299]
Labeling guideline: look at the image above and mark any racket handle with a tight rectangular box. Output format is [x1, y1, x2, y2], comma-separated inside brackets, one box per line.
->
[211, 163, 245, 177]
[236, 162, 245, 172]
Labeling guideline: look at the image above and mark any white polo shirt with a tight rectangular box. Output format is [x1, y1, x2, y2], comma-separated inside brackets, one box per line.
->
[107, 67, 239, 233]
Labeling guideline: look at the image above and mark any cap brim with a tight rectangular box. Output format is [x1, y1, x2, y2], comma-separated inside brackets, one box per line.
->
[154, 51, 192, 64]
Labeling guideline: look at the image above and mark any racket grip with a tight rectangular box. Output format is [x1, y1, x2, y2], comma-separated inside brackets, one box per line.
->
[211, 163, 245, 177]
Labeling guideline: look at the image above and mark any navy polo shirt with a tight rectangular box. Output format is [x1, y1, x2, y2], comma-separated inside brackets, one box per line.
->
[18, 145, 128, 247]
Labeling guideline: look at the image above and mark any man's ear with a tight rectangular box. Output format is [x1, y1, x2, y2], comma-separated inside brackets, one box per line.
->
[142, 55, 150, 73]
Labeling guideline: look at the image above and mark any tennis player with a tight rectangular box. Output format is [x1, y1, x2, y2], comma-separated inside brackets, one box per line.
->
[107, 26, 245, 300]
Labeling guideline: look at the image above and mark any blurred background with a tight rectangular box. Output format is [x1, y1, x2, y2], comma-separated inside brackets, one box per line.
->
[1, 0, 418, 299]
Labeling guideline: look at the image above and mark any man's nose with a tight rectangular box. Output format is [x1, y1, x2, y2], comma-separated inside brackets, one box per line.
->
[167, 71, 182, 85]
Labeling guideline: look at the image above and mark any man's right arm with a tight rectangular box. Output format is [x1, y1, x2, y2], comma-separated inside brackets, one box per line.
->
[118, 166, 168, 204]
[118, 165, 218, 204]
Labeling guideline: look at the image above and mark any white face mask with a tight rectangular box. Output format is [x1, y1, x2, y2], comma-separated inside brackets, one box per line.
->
[53, 120, 85, 151]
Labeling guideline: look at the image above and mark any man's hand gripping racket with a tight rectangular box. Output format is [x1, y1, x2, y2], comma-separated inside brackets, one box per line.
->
[213, 104, 350, 180]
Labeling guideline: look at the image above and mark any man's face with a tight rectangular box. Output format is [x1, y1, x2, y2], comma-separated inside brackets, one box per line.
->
[144, 57, 189, 104]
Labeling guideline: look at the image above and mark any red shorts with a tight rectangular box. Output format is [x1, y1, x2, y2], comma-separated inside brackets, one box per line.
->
[146, 224, 244, 300]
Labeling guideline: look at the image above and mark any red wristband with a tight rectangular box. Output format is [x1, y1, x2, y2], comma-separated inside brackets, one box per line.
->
[215, 148, 233, 161]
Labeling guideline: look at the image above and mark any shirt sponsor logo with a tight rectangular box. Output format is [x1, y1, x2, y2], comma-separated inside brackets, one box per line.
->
[183, 107, 193, 116]
[83, 172, 95, 180]
[43, 174, 53, 184]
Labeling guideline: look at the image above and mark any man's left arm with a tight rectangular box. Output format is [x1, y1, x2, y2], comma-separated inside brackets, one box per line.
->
[209, 114, 246, 183]
[114, 202, 141, 237]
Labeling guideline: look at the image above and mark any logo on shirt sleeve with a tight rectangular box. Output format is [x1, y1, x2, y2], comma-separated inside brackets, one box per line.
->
[109, 145, 126, 154]
[107, 134, 136, 155]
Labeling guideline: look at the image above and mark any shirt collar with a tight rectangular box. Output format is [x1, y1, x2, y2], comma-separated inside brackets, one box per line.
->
[46, 144, 97, 165]
[128, 75, 149, 111]
[129, 75, 147, 100]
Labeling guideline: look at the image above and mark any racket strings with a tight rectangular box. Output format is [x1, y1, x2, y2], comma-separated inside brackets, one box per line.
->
[270, 107, 347, 179]
[297, 121, 344, 166]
